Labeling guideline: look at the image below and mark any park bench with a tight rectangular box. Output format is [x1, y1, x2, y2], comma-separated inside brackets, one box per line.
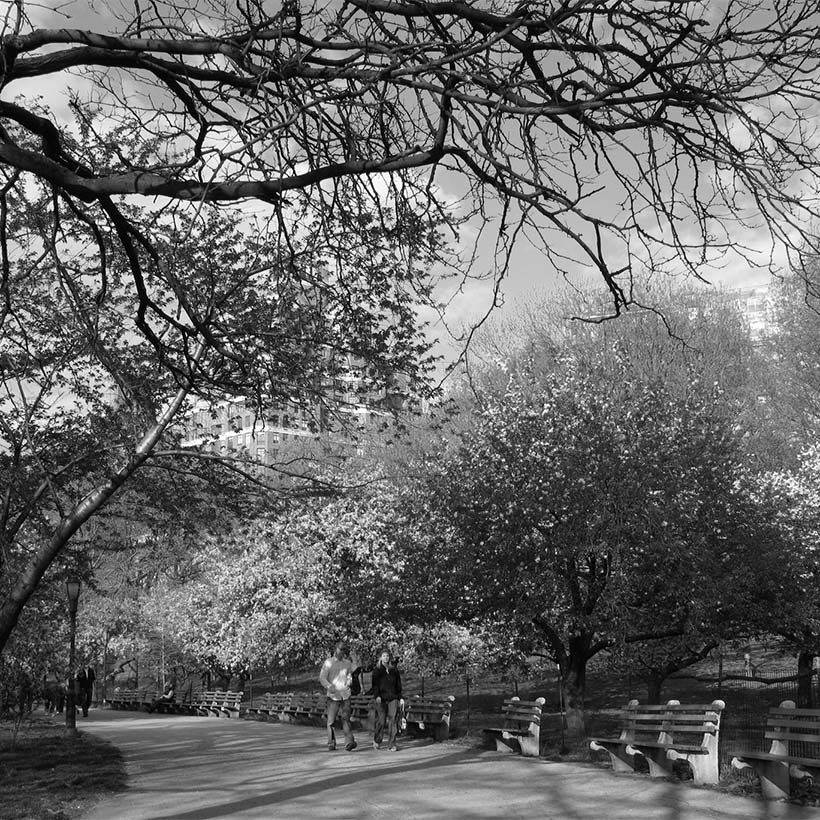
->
[244, 692, 278, 720]
[161, 690, 200, 715]
[589, 698, 725, 785]
[197, 690, 243, 718]
[210, 690, 244, 718]
[153, 694, 180, 714]
[731, 700, 820, 800]
[280, 692, 327, 723]
[482, 696, 546, 757]
[267, 692, 294, 720]
[349, 694, 375, 731]
[404, 694, 456, 741]
[189, 690, 220, 716]
[108, 689, 134, 709]
[110, 689, 155, 710]
[168, 690, 206, 716]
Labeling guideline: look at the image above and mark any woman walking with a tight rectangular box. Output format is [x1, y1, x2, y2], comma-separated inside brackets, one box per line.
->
[370, 650, 402, 751]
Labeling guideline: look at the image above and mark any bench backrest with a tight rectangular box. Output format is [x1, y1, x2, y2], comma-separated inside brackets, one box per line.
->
[349, 694, 373, 715]
[270, 692, 292, 711]
[765, 700, 820, 760]
[621, 699, 725, 747]
[405, 694, 455, 723]
[302, 693, 327, 714]
[283, 692, 308, 711]
[500, 696, 546, 730]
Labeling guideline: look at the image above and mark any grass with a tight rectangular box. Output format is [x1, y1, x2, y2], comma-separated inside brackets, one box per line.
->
[0, 714, 126, 820]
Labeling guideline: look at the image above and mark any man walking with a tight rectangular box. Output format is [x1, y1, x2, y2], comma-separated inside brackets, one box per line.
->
[319, 641, 357, 751]
[370, 650, 402, 751]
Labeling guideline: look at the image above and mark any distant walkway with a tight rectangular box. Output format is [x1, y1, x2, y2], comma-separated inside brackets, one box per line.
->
[78, 709, 816, 820]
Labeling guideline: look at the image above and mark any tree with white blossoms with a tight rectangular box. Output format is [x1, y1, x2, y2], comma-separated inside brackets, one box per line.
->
[7, 0, 820, 655]
[755, 445, 820, 707]
[0, 193, 440, 656]
[141, 478, 411, 677]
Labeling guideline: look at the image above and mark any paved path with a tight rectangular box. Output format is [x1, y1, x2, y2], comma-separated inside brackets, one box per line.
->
[77, 709, 817, 820]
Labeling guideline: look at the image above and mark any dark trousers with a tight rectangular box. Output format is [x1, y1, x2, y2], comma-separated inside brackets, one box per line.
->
[79, 686, 93, 716]
[374, 698, 398, 746]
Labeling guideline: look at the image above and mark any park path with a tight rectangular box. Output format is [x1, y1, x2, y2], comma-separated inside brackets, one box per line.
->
[77, 709, 817, 820]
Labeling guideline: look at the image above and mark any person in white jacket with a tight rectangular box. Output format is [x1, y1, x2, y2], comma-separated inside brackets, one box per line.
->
[319, 641, 357, 751]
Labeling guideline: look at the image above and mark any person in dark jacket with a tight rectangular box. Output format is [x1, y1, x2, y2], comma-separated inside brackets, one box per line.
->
[75, 665, 95, 717]
[370, 650, 402, 751]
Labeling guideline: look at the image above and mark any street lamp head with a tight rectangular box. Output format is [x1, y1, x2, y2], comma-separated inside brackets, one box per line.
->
[65, 579, 81, 611]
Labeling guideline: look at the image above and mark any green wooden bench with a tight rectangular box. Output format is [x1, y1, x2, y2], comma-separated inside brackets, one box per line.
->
[482, 696, 546, 757]
[589, 699, 725, 785]
[731, 700, 820, 800]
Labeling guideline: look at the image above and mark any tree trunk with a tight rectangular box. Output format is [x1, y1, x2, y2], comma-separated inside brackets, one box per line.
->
[797, 651, 815, 708]
[645, 675, 665, 705]
[560, 652, 588, 739]
[0, 377, 195, 655]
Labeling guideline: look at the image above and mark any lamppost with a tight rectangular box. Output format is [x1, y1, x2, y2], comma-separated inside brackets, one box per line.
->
[65, 579, 81, 734]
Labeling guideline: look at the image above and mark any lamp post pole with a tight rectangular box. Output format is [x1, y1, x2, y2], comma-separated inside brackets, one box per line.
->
[65, 580, 81, 734]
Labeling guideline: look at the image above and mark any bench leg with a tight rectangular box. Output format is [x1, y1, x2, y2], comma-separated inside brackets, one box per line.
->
[590, 741, 636, 774]
[668, 751, 719, 786]
[629, 745, 674, 780]
[732, 757, 790, 800]
[519, 731, 540, 758]
[492, 733, 518, 754]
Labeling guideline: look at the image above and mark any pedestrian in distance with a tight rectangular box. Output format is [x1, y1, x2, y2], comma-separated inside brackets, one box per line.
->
[370, 650, 402, 751]
[319, 640, 357, 752]
[75, 665, 95, 717]
[147, 679, 176, 713]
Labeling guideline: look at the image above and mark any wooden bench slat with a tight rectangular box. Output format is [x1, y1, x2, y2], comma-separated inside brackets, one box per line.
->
[731, 700, 820, 801]
[482, 695, 545, 757]
[764, 729, 820, 744]
[590, 699, 725, 786]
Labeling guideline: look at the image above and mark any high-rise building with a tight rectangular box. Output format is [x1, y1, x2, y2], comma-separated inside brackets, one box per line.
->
[728, 283, 776, 342]
[181, 360, 410, 465]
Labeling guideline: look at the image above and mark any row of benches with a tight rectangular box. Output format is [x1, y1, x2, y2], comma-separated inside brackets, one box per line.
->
[246, 692, 458, 741]
[111, 686, 815, 802]
[108, 688, 460, 741]
[107, 688, 549, 753]
[590, 698, 820, 802]
[108, 689, 243, 718]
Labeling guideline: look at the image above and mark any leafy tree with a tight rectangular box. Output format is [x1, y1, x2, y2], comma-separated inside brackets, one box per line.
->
[748, 267, 820, 468]
[6, 0, 820, 656]
[757, 445, 820, 706]
[0, 194, 440, 654]
[417, 294, 783, 735]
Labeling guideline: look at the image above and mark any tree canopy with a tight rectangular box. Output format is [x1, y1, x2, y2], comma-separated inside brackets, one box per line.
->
[413, 287, 792, 732]
[4, 1, 820, 304]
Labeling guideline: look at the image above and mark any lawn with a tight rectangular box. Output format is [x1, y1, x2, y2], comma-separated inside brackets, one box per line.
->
[0, 714, 125, 820]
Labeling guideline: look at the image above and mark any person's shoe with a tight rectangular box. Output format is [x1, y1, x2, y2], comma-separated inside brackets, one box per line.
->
[388, 744, 398, 752]
[373, 741, 381, 750]
[345, 740, 357, 752]
[327, 743, 336, 751]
